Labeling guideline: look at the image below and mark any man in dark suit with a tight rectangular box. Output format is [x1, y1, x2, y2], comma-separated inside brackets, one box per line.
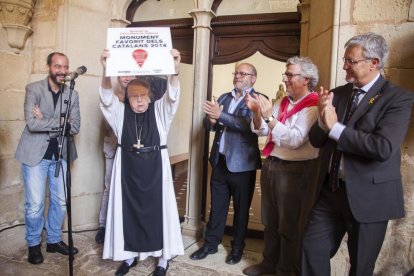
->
[15, 52, 80, 264]
[190, 63, 262, 265]
[302, 33, 414, 275]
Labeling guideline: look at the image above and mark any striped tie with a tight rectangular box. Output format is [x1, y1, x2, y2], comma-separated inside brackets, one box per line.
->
[328, 88, 364, 191]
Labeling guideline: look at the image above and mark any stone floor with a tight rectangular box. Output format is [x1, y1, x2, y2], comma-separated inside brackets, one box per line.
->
[0, 225, 265, 276]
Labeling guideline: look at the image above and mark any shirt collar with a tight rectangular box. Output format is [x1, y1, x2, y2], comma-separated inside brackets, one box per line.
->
[48, 81, 62, 94]
[287, 91, 312, 105]
[354, 73, 380, 93]
[231, 87, 252, 99]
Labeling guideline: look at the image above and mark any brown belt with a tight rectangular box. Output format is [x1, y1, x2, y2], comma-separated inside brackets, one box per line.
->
[267, 156, 285, 162]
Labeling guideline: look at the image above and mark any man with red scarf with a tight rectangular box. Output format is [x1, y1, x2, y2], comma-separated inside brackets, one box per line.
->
[243, 56, 320, 276]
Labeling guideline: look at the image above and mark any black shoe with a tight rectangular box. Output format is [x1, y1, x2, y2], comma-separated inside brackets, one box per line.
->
[189, 246, 218, 260]
[46, 241, 79, 255]
[95, 227, 105, 244]
[153, 263, 169, 276]
[225, 248, 243, 265]
[242, 262, 275, 276]
[115, 258, 137, 276]
[28, 244, 44, 265]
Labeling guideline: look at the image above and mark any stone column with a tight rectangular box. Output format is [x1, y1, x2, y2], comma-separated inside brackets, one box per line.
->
[330, 0, 341, 88]
[182, 6, 215, 238]
[297, 0, 310, 56]
[0, 0, 36, 53]
[108, 0, 130, 27]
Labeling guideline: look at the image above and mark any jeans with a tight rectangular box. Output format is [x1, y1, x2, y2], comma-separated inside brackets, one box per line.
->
[22, 158, 67, 246]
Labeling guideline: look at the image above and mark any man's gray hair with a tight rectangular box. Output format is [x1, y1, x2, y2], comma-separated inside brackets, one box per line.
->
[345, 32, 388, 69]
[286, 56, 319, 90]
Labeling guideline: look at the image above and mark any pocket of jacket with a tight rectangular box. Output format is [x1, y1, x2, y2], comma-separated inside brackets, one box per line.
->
[372, 169, 401, 184]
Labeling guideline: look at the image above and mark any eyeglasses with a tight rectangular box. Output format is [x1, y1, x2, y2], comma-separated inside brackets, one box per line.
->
[342, 57, 372, 66]
[282, 73, 302, 80]
[232, 71, 255, 77]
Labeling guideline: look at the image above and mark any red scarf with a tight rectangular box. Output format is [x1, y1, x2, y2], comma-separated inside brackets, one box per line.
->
[262, 92, 319, 157]
[277, 92, 319, 124]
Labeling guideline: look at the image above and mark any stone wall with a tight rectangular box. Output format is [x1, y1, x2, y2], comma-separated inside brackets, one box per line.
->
[0, 0, 111, 230]
[0, 0, 36, 228]
[300, 0, 335, 88]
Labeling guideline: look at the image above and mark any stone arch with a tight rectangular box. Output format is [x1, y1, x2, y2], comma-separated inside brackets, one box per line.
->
[108, 0, 132, 27]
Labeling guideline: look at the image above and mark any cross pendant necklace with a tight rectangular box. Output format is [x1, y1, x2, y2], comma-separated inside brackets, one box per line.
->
[133, 113, 144, 149]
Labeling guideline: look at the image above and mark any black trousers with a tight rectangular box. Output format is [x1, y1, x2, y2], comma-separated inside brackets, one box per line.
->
[261, 157, 318, 276]
[302, 177, 388, 276]
[204, 155, 256, 251]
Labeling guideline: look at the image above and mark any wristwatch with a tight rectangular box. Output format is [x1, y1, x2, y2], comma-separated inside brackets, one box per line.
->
[265, 115, 274, 123]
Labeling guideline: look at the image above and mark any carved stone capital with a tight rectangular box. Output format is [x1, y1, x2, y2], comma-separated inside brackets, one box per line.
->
[189, 9, 216, 30]
[0, 0, 36, 52]
[297, 0, 311, 24]
[2, 23, 32, 52]
[109, 18, 130, 28]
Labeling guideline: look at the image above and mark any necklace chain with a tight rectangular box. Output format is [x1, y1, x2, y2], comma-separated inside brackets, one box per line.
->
[134, 113, 143, 149]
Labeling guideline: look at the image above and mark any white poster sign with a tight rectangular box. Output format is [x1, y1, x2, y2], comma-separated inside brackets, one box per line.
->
[106, 27, 175, 76]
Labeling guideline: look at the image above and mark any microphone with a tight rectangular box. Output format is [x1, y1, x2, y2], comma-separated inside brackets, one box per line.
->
[64, 66, 87, 82]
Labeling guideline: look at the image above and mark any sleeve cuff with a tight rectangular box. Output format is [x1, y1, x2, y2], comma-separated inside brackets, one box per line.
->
[329, 122, 345, 142]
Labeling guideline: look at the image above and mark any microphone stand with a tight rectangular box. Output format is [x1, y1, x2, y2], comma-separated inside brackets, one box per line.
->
[55, 79, 75, 276]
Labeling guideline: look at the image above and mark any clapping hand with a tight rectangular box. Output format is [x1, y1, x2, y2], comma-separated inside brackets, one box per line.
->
[317, 86, 337, 130]
[245, 93, 260, 113]
[204, 97, 223, 125]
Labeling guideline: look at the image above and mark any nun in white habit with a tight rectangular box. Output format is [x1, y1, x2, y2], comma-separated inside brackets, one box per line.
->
[99, 49, 184, 276]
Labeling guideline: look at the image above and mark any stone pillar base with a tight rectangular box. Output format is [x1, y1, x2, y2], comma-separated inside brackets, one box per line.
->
[181, 218, 205, 239]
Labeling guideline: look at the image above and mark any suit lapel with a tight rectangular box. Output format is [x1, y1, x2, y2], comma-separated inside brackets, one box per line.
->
[55, 83, 71, 118]
[41, 78, 70, 118]
[54, 85, 67, 117]
[348, 76, 386, 125]
[232, 88, 254, 113]
[336, 84, 353, 123]
[221, 92, 233, 112]
[220, 88, 254, 115]
[41, 78, 56, 116]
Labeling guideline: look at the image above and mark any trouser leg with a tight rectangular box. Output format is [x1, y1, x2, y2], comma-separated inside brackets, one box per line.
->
[302, 184, 346, 276]
[229, 169, 256, 250]
[275, 160, 314, 276]
[45, 158, 67, 244]
[99, 157, 114, 227]
[345, 206, 388, 276]
[22, 160, 49, 247]
[259, 159, 278, 271]
[204, 158, 230, 249]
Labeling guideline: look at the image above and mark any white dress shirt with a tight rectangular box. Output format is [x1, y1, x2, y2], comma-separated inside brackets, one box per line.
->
[252, 94, 319, 161]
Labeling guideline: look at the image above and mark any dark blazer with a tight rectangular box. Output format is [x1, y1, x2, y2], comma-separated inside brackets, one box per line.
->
[15, 78, 80, 166]
[204, 89, 262, 173]
[309, 75, 414, 223]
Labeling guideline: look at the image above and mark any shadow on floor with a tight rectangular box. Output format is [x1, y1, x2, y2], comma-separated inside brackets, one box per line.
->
[0, 225, 265, 276]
